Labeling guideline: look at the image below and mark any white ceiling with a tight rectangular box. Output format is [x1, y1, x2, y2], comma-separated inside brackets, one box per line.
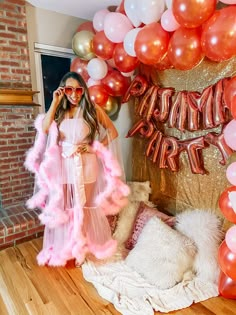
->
[26, 0, 122, 20]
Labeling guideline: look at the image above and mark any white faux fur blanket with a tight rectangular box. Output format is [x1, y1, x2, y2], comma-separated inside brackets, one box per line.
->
[82, 210, 223, 315]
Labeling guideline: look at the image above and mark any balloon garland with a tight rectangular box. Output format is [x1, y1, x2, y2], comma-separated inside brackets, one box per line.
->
[71, 0, 236, 298]
[70, 0, 236, 120]
[217, 78, 236, 299]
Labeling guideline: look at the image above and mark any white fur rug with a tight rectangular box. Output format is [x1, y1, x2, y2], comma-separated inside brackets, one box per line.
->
[82, 210, 223, 315]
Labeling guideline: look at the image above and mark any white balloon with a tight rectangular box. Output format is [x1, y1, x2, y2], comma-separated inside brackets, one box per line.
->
[137, 0, 165, 24]
[161, 9, 180, 32]
[87, 78, 101, 87]
[123, 28, 141, 57]
[87, 58, 108, 81]
[165, 0, 173, 9]
[93, 9, 109, 32]
[124, 0, 142, 27]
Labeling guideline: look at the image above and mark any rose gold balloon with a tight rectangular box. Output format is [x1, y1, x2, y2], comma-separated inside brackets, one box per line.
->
[70, 57, 89, 82]
[146, 130, 163, 163]
[159, 136, 180, 172]
[135, 22, 169, 65]
[93, 31, 116, 60]
[168, 27, 204, 71]
[88, 85, 109, 106]
[126, 119, 155, 139]
[122, 75, 148, 103]
[224, 76, 236, 110]
[77, 21, 95, 34]
[213, 79, 228, 126]
[113, 43, 139, 73]
[168, 91, 182, 129]
[199, 86, 214, 129]
[101, 70, 131, 97]
[218, 270, 236, 300]
[201, 6, 236, 62]
[205, 132, 233, 165]
[144, 86, 159, 121]
[187, 91, 200, 131]
[179, 136, 209, 174]
[219, 186, 236, 224]
[153, 87, 174, 123]
[218, 240, 236, 281]
[172, 0, 216, 28]
[176, 91, 188, 131]
[137, 86, 156, 117]
[154, 53, 174, 71]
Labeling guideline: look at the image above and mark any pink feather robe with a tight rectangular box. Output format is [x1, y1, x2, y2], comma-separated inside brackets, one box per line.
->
[24, 108, 129, 266]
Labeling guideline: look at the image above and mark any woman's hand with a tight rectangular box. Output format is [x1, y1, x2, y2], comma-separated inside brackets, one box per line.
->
[76, 144, 93, 154]
[52, 87, 65, 107]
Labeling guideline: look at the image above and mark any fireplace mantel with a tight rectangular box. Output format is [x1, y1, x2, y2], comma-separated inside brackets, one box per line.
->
[0, 89, 40, 106]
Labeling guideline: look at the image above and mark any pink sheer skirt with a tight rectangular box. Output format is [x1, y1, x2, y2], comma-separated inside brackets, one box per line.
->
[38, 150, 117, 266]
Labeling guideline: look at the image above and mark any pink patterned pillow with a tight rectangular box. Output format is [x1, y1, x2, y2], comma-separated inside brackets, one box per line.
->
[125, 201, 159, 250]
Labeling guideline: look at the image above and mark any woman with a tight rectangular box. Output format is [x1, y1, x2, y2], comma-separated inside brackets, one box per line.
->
[25, 72, 129, 267]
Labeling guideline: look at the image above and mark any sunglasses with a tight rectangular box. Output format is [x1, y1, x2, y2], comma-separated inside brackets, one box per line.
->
[64, 86, 84, 96]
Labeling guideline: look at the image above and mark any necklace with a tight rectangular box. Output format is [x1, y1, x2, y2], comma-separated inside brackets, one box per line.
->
[68, 106, 79, 119]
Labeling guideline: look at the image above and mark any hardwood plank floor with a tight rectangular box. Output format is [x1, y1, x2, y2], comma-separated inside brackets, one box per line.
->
[0, 238, 235, 315]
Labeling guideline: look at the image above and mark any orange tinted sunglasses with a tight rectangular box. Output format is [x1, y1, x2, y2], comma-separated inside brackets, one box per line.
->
[64, 86, 84, 96]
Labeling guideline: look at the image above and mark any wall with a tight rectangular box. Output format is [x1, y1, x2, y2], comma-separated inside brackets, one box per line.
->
[25, 4, 133, 180]
[25, 3, 85, 91]
[0, 0, 31, 89]
[0, 0, 44, 249]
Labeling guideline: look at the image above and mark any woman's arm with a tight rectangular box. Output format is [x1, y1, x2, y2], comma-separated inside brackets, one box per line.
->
[42, 87, 64, 133]
[96, 105, 118, 146]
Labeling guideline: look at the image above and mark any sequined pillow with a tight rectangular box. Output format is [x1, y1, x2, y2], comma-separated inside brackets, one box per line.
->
[125, 201, 159, 250]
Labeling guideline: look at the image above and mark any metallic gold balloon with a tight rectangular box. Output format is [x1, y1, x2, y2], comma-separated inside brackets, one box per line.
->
[103, 96, 121, 120]
[72, 30, 95, 61]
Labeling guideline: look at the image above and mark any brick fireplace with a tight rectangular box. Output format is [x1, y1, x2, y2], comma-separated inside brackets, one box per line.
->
[0, 0, 44, 249]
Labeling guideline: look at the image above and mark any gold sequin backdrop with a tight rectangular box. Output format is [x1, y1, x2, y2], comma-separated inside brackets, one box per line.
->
[132, 57, 236, 228]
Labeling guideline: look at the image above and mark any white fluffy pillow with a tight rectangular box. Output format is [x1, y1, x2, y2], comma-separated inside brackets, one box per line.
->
[114, 181, 153, 246]
[175, 210, 223, 282]
[125, 217, 197, 290]
[127, 181, 151, 202]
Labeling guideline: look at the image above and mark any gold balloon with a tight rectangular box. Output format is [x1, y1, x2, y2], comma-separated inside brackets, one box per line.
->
[72, 30, 95, 61]
[103, 96, 121, 120]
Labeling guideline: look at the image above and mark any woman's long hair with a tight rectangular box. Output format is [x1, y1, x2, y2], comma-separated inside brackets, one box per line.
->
[55, 71, 99, 142]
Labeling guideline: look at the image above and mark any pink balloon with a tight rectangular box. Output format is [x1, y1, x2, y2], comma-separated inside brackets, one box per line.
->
[161, 9, 180, 32]
[226, 162, 236, 186]
[226, 226, 236, 254]
[224, 120, 236, 150]
[103, 12, 133, 43]
[93, 9, 109, 32]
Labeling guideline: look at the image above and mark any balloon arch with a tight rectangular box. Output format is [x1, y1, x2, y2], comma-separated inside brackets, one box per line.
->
[70, 0, 236, 299]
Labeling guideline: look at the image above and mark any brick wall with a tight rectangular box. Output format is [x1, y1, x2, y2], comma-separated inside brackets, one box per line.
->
[0, 0, 31, 89]
[0, 0, 44, 249]
[0, 106, 35, 207]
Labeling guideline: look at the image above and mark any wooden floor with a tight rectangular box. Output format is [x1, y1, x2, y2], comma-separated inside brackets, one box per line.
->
[0, 238, 235, 315]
